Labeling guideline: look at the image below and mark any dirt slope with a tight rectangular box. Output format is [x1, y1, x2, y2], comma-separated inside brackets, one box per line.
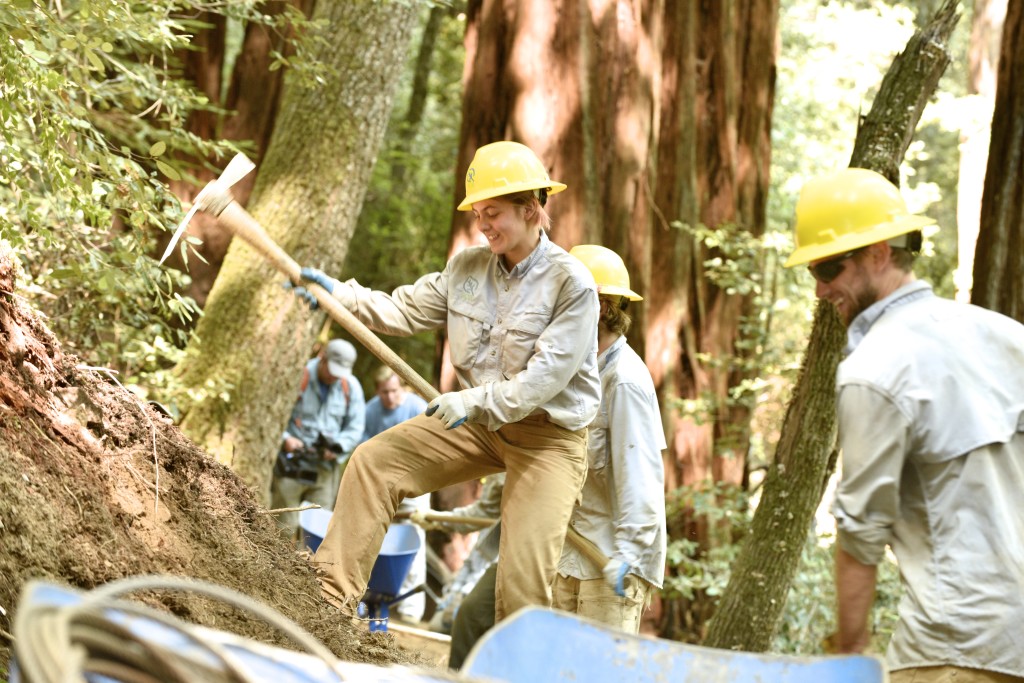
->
[0, 248, 420, 675]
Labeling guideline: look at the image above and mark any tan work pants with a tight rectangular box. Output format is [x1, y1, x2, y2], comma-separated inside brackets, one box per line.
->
[551, 574, 651, 634]
[891, 667, 1024, 683]
[312, 413, 587, 621]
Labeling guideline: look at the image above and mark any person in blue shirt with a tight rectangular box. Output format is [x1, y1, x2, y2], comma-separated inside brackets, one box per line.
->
[362, 365, 429, 441]
[271, 339, 365, 545]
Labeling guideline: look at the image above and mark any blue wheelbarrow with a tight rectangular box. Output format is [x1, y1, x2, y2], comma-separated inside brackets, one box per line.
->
[300, 508, 422, 633]
[463, 607, 887, 683]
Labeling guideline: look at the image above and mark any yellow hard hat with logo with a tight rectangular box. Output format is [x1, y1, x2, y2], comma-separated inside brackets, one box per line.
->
[784, 168, 935, 268]
[569, 245, 642, 301]
[458, 141, 567, 211]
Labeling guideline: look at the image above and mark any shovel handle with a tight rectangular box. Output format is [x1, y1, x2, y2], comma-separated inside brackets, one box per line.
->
[214, 200, 439, 402]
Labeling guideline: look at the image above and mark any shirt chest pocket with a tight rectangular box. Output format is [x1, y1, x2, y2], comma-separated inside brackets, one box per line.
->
[500, 311, 549, 377]
[448, 300, 491, 371]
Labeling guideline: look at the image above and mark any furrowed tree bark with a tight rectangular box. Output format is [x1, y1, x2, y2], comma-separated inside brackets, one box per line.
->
[704, 0, 960, 652]
[970, 0, 1024, 323]
[176, 1, 418, 499]
[651, 0, 778, 641]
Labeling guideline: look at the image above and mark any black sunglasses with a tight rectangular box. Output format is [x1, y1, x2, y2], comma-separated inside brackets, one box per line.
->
[808, 248, 863, 284]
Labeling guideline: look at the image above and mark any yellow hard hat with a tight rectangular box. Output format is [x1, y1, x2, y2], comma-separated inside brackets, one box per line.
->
[458, 141, 567, 211]
[569, 245, 642, 301]
[784, 168, 935, 268]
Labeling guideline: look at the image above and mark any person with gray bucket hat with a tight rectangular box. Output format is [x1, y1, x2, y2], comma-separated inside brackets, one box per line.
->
[271, 338, 365, 545]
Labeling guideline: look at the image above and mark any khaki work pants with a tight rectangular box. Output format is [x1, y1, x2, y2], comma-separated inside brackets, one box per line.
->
[551, 573, 651, 634]
[891, 667, 1024, 683]
[312, 413, 587, 621]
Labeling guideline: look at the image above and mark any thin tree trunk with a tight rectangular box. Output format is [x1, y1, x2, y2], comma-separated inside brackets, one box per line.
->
[955, 0, 1006, 301]
[391, 4, 452, 188]
[971, 0, 1024, 322]
[177, 1, 418, 499]
[704, 0, 961, 652]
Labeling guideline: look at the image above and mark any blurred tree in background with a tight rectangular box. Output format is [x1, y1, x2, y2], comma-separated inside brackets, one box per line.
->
[333, 3, 466, 388]
[0, 0, 321, 396]
[2, 0, 1007, 652]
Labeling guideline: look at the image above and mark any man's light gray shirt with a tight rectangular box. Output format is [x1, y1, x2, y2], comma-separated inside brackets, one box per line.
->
[834, 281, 1024, 675]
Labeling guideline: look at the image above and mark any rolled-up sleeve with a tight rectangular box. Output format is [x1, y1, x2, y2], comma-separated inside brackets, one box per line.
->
[833, 382, 912, 565]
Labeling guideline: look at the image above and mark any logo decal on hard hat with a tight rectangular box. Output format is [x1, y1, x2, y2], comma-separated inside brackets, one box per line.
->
[467, 168, 475, 184]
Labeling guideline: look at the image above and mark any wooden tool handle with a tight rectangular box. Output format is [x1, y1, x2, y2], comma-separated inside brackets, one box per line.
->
[396, 511, 497, 528]
[566, 525, 611, 570]
[215, 201, 439, 402]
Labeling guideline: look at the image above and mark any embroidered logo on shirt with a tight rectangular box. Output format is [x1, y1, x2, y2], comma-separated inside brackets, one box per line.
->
[460, 276, 479, 298]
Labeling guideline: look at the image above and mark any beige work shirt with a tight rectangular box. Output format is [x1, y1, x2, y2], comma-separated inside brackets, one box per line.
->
[334, 232, 601, 431]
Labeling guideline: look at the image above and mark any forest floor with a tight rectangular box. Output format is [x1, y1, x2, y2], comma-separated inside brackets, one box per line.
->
[0, 247, 428, 677]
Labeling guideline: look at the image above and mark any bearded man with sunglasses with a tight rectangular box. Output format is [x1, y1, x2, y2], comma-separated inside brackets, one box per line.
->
[786, 168, 1024, 683]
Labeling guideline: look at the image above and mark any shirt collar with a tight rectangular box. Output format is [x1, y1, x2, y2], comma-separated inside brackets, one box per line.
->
[500, 230, 550, 277]
[845, 280, 934, 355]
[598, 334, 627, 371]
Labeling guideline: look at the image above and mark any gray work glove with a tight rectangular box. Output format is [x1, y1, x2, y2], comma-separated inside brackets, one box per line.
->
[426, 392, 468, 429]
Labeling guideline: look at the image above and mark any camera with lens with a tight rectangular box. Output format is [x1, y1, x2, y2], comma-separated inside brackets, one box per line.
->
[275, 435, 342, 483]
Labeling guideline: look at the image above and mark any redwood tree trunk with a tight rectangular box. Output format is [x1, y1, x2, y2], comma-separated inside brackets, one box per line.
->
[955, 0, 1006, 301]
[647, 0, 778, 641]
[971, 0, 1024, 322]
[452, 0, 778, 640]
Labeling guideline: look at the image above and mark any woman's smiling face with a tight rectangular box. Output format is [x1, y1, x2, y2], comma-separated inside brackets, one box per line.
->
[472, 197, 539, 268]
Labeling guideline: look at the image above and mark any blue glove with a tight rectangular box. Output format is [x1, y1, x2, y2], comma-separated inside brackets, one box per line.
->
[425, 392, 468, 429]
[602, 559, 630, 597]
[283, 268, 338, 311]
[283, 282, 319, 309]
[300, 267, 337, 294]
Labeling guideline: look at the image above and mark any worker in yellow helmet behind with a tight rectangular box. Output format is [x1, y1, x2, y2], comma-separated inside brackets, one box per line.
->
[445, 245, 666, 670]
[555, 245, 667, 633]
[786, 168, 1024, 682]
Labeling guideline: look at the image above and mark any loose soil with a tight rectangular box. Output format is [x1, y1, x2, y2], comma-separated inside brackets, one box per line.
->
[0, 249, 427, 677]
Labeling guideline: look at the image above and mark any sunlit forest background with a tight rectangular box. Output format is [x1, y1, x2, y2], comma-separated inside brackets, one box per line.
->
[3, 0, 1019, 653]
